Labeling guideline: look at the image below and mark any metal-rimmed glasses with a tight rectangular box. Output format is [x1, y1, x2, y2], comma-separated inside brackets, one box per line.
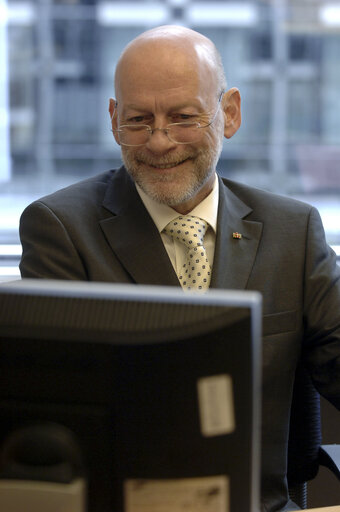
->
[112, 92, 224, 147]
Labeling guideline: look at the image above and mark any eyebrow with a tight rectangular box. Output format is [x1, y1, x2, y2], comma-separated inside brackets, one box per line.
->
[122, 101, 204, 114]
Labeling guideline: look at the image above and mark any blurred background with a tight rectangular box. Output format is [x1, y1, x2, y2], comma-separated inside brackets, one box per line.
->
[0, 0, 340, 279]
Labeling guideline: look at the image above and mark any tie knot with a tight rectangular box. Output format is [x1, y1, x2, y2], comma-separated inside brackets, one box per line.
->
[164, 215, 208, 250]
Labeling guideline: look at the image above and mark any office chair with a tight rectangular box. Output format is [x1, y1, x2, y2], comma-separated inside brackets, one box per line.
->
[287, 361, 340, 509]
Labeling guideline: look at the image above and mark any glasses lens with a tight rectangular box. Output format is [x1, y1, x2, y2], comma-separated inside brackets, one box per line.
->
[119, 125, 149, 146]
[118, 122, 202, 146]
[168, 123, 201, 143]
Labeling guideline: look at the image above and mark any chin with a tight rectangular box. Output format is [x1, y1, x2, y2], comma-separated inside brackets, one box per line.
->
[139, 181, 196, 207]
[122, 146, 219, 207]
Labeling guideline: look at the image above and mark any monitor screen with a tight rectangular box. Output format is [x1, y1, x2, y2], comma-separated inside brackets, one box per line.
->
[0, 280, 262, 512]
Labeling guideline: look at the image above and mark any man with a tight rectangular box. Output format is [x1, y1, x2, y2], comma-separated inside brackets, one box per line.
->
[19, 26, 340, 511]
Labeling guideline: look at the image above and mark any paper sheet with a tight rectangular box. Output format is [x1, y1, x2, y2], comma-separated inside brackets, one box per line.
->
[124, 475, 229, 512]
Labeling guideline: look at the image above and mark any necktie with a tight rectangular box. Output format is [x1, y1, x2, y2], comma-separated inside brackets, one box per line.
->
[164, 215, 211, 291]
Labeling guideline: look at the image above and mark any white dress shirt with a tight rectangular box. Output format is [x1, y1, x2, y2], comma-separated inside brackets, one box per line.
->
[135, 175, 219, 278]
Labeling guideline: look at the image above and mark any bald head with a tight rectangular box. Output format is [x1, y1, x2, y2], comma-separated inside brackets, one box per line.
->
[114, 25, 226, 102]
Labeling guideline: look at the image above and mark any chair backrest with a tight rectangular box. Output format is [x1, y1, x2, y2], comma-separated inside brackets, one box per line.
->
[287, 361, 322, 487]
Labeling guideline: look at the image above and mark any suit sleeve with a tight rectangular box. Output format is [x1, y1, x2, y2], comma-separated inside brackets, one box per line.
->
[19, 201, 88, 280]
[303, 207, 340, 409]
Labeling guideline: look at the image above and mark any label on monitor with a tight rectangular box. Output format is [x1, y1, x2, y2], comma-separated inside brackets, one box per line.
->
[124, 475, 229, 512]
[197, 374, 235, 437]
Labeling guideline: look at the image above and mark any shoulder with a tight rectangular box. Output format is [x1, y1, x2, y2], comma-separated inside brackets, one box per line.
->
[21, 167, 133, 219]
[220, 176, 315, 221]
[33, 169, 116, 209]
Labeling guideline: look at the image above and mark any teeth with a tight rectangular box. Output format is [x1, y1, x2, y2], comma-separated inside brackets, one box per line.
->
[137, 158, 190, 169]
[149, 159, 189, 169]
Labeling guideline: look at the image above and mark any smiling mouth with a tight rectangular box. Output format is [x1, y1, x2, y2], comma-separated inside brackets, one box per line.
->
[139, 157, 191, 170]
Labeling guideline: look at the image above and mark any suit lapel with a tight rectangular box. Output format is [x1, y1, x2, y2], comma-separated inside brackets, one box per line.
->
[211, 176, 263, 290]
[99, 167, 179, 286]
[99, 168, 262, 289]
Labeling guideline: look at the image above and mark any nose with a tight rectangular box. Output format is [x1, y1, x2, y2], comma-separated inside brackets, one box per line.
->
[145, 127, 177, 154]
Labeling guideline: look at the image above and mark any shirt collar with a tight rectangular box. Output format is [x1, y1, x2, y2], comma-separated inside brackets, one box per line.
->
[135, 174, 219, 234]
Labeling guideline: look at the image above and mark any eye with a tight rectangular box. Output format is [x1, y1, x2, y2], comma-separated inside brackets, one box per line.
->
[127, 115, 147, 124]
[172, 113, 197, 122]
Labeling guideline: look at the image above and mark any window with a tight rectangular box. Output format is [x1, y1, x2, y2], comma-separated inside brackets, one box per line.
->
[1, 0, 339, 279]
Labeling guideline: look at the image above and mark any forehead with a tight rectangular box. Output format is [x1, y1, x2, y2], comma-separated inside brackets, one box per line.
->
[115, 40, 216, 107]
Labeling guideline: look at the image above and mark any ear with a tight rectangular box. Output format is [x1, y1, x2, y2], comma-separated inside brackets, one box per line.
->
[108, 98, 120, 145]
[222, 87, 241, 139]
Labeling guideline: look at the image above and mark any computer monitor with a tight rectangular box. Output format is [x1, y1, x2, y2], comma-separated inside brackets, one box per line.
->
[0, 280, 262, 512]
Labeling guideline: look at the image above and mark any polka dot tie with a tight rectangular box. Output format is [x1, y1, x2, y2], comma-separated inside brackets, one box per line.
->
[164, 216, 211, 291]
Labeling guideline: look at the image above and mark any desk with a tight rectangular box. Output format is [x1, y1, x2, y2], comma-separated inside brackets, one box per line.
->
[306, 507, 340, 511]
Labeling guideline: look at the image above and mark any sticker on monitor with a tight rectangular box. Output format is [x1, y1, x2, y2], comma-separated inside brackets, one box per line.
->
[197, 374, 235, 437]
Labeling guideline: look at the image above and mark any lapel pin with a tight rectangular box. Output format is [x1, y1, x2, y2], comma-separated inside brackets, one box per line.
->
[232, 232, 242, 239]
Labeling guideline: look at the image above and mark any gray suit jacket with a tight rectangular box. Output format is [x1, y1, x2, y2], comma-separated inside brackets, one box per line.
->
[19, 166, 340, 511]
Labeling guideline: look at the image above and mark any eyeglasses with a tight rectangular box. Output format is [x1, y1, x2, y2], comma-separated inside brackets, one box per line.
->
[112, 92, 223, 147]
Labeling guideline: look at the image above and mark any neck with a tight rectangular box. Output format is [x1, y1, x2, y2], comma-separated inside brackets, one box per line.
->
[171, 174, 216, 215]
